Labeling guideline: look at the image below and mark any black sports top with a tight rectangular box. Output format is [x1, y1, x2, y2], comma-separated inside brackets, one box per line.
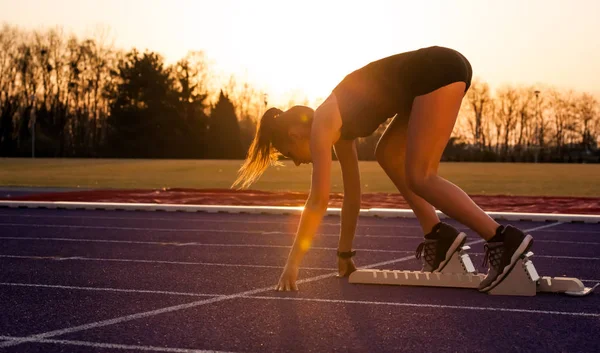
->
[332, 46, 472, 140]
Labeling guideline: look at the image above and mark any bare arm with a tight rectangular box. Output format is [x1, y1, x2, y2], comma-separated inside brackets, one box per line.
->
[333, 138, 361, 252]
[276, 95, 342, 291]
[285, 125, 332, 268]
[285, 98, 338, 266]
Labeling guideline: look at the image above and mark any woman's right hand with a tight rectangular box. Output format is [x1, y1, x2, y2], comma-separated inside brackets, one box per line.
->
[275, 264, 299, 291]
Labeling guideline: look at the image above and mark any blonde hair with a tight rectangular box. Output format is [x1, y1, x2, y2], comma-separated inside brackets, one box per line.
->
[232, 107, 284, 189]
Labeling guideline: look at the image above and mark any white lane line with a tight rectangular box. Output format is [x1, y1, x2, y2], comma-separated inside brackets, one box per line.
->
[0, 222, 423, 239]
[4, 221, 596, 240]
[0, 213, 424, 229]
[524, 222, 565, 232]
[3, 281, 598, 318]
[531, 229, 600, 234]
[0, 222, 562, 349]
[0, 282, 219, 298]
[0, 255, 415, 348]
[533, 240, 600, 245]
[0, 336, 234, 353]
[3, 221, 598, 243]
[0, 255, 427, 349]
[244, 296, 600, 318]
[2, 250, 596, 273]
[0, 284, 295, 348]
[582, 279, 600, 283]
[0, 237, 412, 253]
[467, 253, 600, 261]
[535, 255, 600, 260]
[0, 255, 336, 271]
[6, 237, 596, 257]
[0, 222, 300, 233]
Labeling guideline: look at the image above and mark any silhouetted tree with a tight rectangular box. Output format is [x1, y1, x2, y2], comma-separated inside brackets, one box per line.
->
[207, 91, 243, 159]
[174, 55, 210, 158]
[0, 23, 598, 162]
[465, 78, 492, 149]
[106, 49, 181, 158]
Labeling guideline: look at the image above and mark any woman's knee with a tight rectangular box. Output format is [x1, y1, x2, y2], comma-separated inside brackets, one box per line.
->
[406, 167, 436, 196]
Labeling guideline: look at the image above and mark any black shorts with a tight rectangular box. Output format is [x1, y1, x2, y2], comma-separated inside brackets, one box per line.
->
[409, 46, 472, 97]
[334, 46, 473, 140]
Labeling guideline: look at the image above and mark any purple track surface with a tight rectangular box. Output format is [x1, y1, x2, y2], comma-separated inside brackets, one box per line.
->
[0, 208, 598, 353]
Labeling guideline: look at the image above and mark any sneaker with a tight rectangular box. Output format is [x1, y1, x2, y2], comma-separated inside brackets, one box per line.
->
[416, 222, 467, 272]
[478, 225, 534, 292]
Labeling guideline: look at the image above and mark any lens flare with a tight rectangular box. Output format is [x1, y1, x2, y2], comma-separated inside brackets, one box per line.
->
[300, 239, 312, 251]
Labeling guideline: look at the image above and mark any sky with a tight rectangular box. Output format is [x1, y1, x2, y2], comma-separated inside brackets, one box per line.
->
[1, 0, 599, 106]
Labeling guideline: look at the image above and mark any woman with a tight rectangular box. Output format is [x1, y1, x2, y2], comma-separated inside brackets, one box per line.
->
[232, 45, 533, 293]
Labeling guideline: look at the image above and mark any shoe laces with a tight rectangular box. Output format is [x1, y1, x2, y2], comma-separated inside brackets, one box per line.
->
[415, 239, 436, 264]
[483, 242, 503, 269]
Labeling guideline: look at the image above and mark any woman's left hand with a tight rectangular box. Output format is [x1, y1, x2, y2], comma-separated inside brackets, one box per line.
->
[275, 264, 299, 291]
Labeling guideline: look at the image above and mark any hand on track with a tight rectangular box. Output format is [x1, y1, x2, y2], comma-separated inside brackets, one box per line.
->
[275, 264, 299, 291]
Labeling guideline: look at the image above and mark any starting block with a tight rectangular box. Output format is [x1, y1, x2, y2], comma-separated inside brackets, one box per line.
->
[349, 246, 598, 297]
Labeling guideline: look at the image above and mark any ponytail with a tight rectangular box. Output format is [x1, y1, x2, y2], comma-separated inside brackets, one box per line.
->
[232, 107, 283, 189]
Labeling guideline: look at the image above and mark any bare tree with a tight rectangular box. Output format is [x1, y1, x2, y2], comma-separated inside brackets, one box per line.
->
[83, 27, 115, 153]
[465, 78, 492, 148]
[575, 93, 599, 151]
[548, 89, 577, 159]
[0, 25, 22, 155]
[515, 86, 535, 154]
[496, 86, 519, 157]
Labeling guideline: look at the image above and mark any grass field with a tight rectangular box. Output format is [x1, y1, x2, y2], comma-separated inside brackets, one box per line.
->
[1, 158, 599, 197]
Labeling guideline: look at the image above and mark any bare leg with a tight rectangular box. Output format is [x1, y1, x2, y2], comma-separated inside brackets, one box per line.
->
[405, 82, 499, 240]
[375, 114, 440, 234]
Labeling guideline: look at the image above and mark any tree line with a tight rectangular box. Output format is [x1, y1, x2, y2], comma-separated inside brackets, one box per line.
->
[1, 24, 598, 162]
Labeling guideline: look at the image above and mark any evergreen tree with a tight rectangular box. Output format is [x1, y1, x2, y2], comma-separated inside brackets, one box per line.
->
[208, 91, 243, 159]
[174, 57, 209, 158]
[106, 49, 181, 158]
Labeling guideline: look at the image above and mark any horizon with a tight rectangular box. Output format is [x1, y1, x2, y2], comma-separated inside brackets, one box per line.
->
[1, 0, 600, 106]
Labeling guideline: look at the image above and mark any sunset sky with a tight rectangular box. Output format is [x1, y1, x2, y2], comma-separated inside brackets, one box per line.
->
[2, 0, 599, 106]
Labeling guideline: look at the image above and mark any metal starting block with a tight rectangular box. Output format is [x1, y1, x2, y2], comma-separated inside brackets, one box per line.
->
[349, 246, 598, 297]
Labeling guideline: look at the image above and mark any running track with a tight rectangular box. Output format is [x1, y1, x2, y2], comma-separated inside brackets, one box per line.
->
[0, 208, 598, 353]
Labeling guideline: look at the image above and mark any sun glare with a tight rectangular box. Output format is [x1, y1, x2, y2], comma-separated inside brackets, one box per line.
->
[183, 0, 441, 107]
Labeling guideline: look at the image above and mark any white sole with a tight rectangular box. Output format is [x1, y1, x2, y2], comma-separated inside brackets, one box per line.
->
[479, 234, 534, 292]
[434, 232, 467, 272]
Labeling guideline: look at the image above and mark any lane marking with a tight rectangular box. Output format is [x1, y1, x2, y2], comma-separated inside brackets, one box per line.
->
[0, 282, 218, 298]
[0, 336, 234, 353]
[531, 229, 600, 234]
[2, 250, 596, 274]
[532, 240, 600, 245]
[2, 221, 595, 240]
[2, 281, 597, 319]
[466, 253, 599, 261]
[245, 296, 600, 317]
[0, 222, 423, 239]
[0, 255, 335, 271]
[0, 213, 425, 228]
[0, 222, 563, 348]
[0, 237, 412, 253]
